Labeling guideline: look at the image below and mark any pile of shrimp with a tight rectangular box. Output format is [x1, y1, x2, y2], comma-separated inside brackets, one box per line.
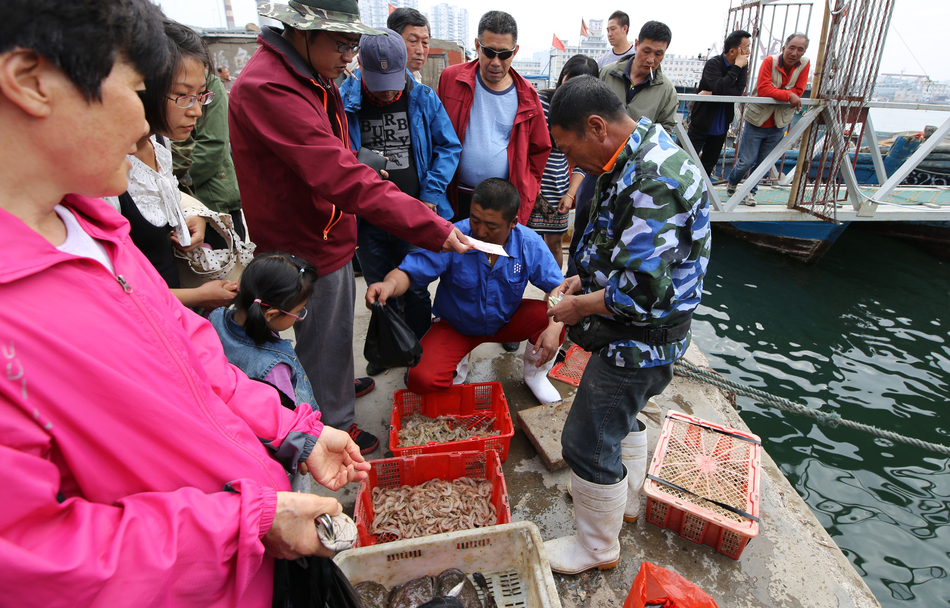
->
[370, 477, 496, 541]
[397, 413, 499, 447]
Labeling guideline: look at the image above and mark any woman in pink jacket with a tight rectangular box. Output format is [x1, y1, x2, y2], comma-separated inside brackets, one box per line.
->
[0, 1, 369, 606]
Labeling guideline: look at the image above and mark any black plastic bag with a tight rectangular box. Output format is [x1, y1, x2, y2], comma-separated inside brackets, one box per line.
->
[364, 301, 423, 369]
[273, 556, 362, 608]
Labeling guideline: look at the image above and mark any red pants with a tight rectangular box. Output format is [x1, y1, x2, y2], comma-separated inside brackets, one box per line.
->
[407, 299, 565, 394]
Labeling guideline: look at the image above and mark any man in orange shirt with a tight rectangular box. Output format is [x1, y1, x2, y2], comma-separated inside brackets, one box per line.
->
[726, 33, 809, 206]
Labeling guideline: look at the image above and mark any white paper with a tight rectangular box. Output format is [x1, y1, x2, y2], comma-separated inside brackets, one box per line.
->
[466, 237, 509, 257]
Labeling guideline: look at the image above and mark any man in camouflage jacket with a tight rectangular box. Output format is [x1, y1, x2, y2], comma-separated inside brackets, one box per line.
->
[544, 76, 710, 575]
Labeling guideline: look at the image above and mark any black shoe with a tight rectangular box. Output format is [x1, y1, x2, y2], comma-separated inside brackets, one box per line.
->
[355, 377, 375, 398]
[347, 423, 379, 454]
[366, 362, 387, 376]
[502, 342, 520, 352]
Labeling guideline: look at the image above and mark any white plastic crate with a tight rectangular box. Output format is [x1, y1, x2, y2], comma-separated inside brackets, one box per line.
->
[334, 521, 561, 608]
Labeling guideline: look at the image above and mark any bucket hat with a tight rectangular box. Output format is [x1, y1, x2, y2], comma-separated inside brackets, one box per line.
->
[258, 0, 383, 36]
[359, 27, 407, 92]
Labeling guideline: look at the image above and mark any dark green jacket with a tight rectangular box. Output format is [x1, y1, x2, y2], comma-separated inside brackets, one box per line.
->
[191, 73, 242, 214]
[600, 57, 679, 135]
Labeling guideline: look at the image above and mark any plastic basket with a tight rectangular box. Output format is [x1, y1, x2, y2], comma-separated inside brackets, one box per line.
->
[354, 451, 511, 547]
[335, 521, 561, 608]
[643, 411, 762, 560]
[389, 382, 514, 461]
[548, 344, 591, 387]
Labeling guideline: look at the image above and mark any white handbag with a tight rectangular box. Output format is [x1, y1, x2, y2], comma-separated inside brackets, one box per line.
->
[173, 193, 256, 288]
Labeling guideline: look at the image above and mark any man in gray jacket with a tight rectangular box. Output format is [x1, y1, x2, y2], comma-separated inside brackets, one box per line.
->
[600, 21, 678, 134]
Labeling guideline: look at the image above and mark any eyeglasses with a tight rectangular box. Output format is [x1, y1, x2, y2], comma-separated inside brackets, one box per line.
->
[327, 35, 360, 54]
[256, 299, 308, 322]
[478, 42, 515, 61]
[166, 91, 215, 108]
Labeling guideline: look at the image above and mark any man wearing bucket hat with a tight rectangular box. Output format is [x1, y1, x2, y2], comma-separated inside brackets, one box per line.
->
[230, 0, 470, 455]
[340, 28, 461, 372]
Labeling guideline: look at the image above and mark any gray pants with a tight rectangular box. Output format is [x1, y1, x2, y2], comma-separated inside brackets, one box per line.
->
[294, 261, 356, 430]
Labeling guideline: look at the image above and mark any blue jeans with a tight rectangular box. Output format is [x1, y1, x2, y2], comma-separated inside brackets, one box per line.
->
[728, 123, 786, 194]
[562, 355, 674, 485]
[356, 220, 432, 340]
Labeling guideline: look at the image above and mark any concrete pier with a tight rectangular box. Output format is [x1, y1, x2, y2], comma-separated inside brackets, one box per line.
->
[312, 279, 881, 608]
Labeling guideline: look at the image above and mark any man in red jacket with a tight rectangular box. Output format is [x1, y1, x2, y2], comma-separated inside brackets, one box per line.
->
[437, 10, 551, 226]
[230, 0, 469, 454]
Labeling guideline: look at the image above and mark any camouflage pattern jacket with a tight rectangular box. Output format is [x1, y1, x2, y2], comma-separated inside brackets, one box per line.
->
[576, 117, 711, 368]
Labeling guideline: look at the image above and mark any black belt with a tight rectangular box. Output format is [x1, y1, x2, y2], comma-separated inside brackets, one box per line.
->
[596, 312, 692, 345]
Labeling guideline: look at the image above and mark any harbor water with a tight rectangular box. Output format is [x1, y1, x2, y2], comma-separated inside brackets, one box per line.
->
[693, 227, 950, 606]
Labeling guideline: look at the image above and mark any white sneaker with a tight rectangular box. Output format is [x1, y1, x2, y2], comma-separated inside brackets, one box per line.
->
[741, 193, 757, 207]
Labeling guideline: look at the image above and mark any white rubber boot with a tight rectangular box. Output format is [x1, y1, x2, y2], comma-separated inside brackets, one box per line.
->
[544, 470, 627, 574]
[453, 353, 470, 385]
[622, 419, 648, 522]
[522, 342, 561, 403]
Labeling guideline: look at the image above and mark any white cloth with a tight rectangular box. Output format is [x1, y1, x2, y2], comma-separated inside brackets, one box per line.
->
[103, 135, 183, 229]
[54, 205, 114, 274]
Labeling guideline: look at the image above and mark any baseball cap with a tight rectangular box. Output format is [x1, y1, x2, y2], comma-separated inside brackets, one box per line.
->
[257, 0, 383, 36]
[359, 27, 407, 92]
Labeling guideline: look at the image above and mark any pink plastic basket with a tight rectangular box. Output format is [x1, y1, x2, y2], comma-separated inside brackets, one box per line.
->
[644, 411, 762, 559]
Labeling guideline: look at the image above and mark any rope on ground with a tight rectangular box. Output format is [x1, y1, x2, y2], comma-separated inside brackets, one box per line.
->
[673, 359, 950, 457]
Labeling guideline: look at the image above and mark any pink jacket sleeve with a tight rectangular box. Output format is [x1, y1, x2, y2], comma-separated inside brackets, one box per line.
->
[0, 411, 276, 605]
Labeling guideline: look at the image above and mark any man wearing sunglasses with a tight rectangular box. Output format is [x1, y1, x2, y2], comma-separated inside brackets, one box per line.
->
[230, 0, 470, 455]
[437, 10, 551, 227]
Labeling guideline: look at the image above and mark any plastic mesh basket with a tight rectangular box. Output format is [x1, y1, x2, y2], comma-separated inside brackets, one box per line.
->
[644, 411, 761, 559]
[354, 451, 511, 547]
[548, 344, 591, 387]
[335, 522, 561, 608]
[389, 382, 514, 461]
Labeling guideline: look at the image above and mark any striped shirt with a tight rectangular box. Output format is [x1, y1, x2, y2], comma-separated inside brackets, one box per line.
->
[538, 91, 570, 203]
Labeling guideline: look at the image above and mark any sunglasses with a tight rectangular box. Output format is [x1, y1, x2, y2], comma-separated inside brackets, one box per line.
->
[478, 43, 516, 61]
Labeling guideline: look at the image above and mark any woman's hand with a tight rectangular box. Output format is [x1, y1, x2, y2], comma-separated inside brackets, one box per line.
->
[171, 216, 207, 252]
[303, 425, 371, 491]
[263, 492, 342, 559]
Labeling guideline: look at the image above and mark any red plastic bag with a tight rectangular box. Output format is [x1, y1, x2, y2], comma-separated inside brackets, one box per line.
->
[623, 562, 719, 608]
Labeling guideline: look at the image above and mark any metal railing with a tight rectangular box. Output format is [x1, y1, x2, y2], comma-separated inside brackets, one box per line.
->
[674, 93, 950, 219]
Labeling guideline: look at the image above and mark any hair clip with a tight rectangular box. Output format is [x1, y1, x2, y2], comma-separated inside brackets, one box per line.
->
[300, 268, 306, 273]
[253, 298, 262, 304]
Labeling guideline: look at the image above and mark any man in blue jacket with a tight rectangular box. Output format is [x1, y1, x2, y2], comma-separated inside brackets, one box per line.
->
[341, 28, 461, 371]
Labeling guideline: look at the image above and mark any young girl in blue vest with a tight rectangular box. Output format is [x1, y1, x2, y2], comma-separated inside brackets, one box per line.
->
[210, 252, 318, 411]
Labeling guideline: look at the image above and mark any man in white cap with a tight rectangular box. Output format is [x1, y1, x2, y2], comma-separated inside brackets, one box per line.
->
[230, 0, 469, 454]
[339, 27, 461, 374]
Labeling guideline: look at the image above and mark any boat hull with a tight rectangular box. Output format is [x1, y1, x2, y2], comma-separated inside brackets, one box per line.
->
[853, 221, 950, 258]
[714, 221, 850, 263]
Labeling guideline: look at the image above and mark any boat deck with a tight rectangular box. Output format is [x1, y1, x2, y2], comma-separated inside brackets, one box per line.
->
[711, 184, 950, 222]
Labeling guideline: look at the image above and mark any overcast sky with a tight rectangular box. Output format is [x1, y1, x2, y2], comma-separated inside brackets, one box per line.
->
[156, 0, 950, 81]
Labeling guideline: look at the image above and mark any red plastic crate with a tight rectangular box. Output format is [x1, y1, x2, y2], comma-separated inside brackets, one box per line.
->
[643, 411, 762, 560]
[354, 451, 511, 547]
[548, 344, 591, 387]
[389, 382, 514, 461]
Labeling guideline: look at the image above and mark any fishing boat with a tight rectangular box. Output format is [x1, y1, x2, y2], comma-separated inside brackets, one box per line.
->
[675, 0, 950, 263]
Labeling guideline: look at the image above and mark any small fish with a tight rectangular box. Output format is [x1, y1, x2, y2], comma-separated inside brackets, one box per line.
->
[354, 581, 389, 608]
[436, 569, 482, 608]
[388, 575, 436, 608]
[472, 573, 497, 608]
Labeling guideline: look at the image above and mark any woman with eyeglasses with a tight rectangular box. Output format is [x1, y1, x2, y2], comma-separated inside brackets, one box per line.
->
[105, 19, 238, 310]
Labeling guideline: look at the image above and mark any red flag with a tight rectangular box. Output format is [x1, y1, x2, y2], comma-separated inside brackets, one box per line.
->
[580, 19, 590, 38]
[388, 3, 396, 13]
[552, 34, 566, 51]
